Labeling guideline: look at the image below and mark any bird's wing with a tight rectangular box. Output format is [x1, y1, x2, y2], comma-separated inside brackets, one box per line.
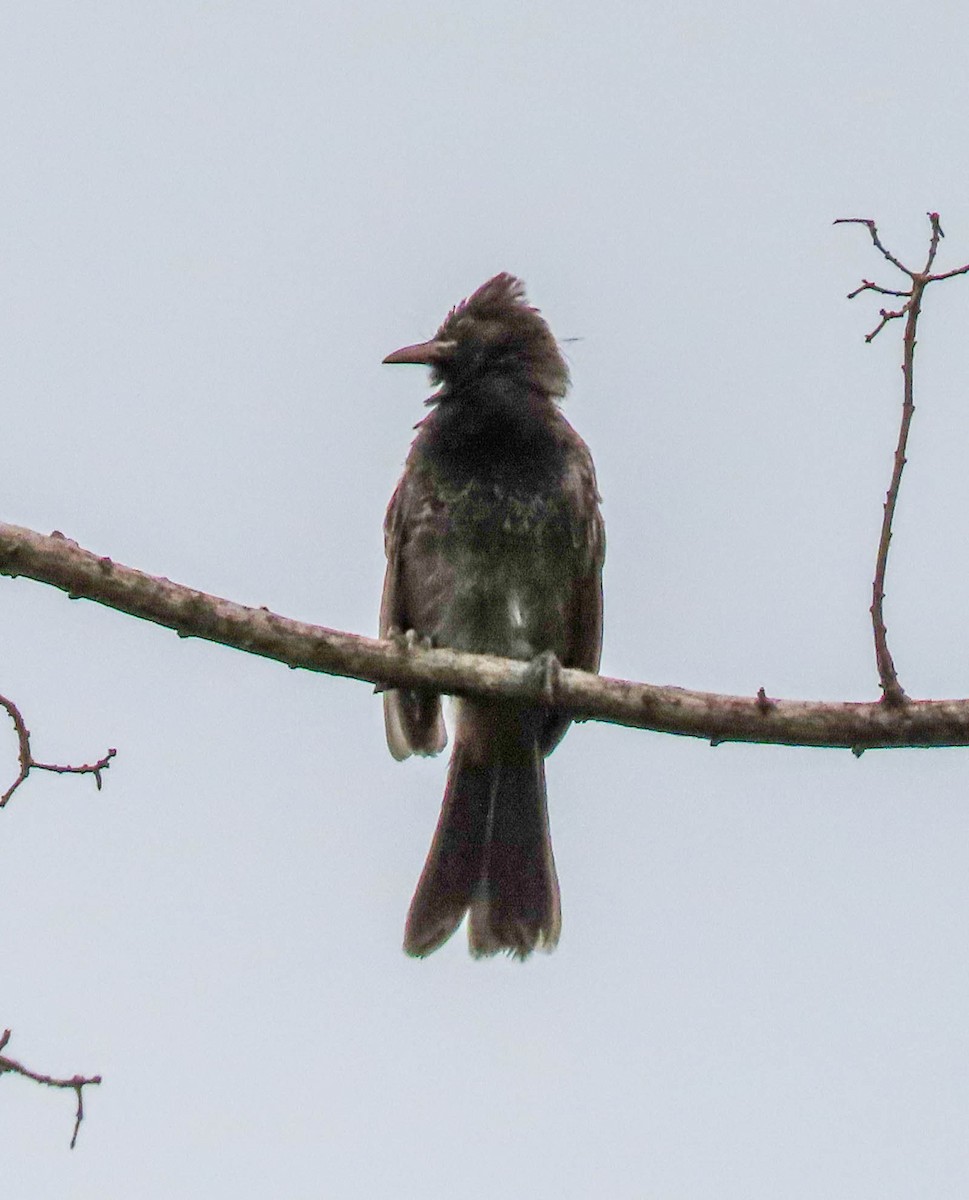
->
[379, 475, 407, 641]
[562, 438, 605, 675]
[538, 433, 605, 755]
[380, 469, 447, 760]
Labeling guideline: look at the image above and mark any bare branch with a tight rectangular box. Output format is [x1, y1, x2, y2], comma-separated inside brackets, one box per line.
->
[8, 523, 969, 749]
[846, 279, 909, 301]
[837, 212, 969, 706]
[0, 1029, 101, 1148]
[834, 217, 914, 279]
[863, 306, 907, 344]
[930, 262, 969, 283]
[0, 692, 116, 808]
[925, 211, 945, 273]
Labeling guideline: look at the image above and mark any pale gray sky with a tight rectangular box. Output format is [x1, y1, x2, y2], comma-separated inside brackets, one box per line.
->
[3, 2, 969, 1196]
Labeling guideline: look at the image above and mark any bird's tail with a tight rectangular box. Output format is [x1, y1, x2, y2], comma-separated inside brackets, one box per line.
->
[403, 700, 561, 959]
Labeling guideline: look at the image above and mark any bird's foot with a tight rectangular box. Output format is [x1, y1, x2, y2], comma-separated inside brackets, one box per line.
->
[375, 627, 433, 693]
[524, 650, 562, 706]
[386, 626, 433, 652]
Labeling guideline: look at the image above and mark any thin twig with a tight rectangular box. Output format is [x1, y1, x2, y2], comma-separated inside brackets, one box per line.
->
[864, 306, 907, 344]
[834, 217, 914, 278]
[0, 693, 116, 807]
[925, 210, 945, 272]
[836, 212, 969, 705]
[846, 280, 909, 301]
[929, 264, 969, 283]
[0, 1029, 101, 1148]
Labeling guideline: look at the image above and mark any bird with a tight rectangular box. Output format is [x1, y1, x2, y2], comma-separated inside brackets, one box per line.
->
[380, 273, 604, 958]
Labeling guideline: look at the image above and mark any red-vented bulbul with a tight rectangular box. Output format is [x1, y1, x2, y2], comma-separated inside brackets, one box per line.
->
[381, 274, 604, 958]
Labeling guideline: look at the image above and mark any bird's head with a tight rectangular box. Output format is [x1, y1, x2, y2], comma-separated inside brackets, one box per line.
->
[383, 273, 569, 403]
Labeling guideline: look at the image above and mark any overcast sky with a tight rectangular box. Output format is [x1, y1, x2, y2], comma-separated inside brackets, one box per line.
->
[3, 2, 969, 1196]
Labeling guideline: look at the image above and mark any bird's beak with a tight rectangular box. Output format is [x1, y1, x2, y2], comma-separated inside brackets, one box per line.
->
[382, 338, 456, 366]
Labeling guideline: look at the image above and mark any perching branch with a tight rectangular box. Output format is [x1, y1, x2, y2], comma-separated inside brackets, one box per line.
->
[2, 215, 968, 757]
[835, 213, 969, 705]
[0, 1029, 101, 1148]
[5, 522, 969, 752]
[0, 692, 116, 808]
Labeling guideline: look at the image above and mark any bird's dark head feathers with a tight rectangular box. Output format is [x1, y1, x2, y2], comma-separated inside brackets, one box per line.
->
[384, 274, 569, 403]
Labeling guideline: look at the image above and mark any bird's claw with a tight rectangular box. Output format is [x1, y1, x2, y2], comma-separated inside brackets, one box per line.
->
[524, 650, 562, 706]
[376, 627, 433, 693]
[386, 626, 433, 652]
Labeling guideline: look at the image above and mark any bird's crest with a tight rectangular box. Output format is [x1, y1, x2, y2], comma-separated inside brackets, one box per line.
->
[434, 273, 570, 399]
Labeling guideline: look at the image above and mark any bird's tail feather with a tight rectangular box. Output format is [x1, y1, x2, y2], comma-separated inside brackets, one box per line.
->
[403, 702, 560, 958]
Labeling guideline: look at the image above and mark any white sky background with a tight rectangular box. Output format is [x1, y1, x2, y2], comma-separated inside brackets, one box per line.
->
[2, 2, 969, 1195]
